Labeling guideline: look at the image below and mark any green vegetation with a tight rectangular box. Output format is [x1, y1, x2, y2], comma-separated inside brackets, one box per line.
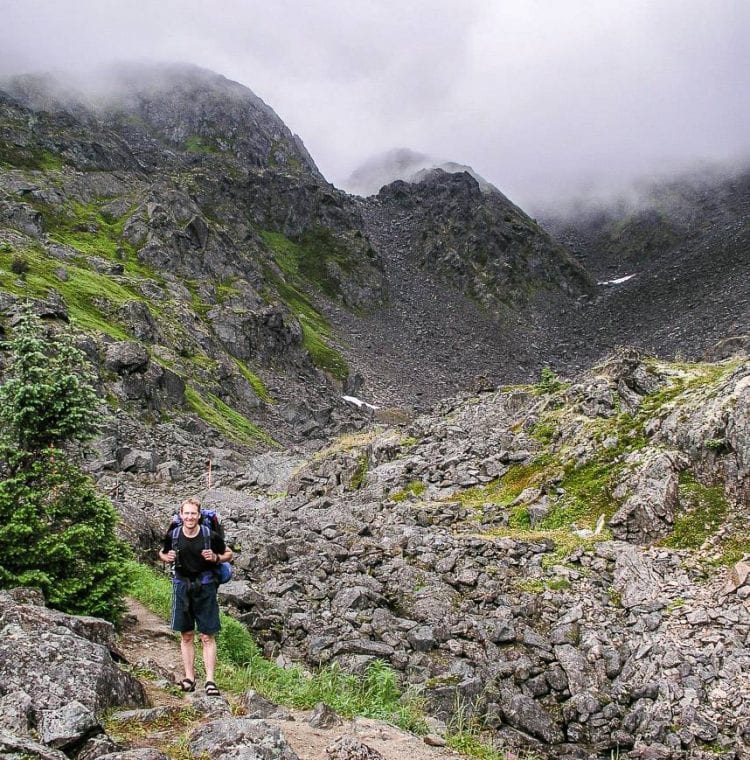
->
[515, 577, 571, 593]
[261, 227, 358, 302]
[260, 230, 350, 379]
[37, 200, 153, 276]
[128, 561, 427, 733]
[276, 276, 348, 379]
[349, 454, 369, 490]
[233, 358, 274, 403]
[458, 458, 548, 523]
[445, 703, 520, 760]
[0, 244, 138, 338]
[661, 472, 729, 550]
[183, 135, 218, 154]
[184, 386, 278, 449]
[0, 310, 130, 622]
[391, 479, 426, 502]
[0, 142, 64, 171]
[704, 437, 726, 451]
[535, 365, 567, 394]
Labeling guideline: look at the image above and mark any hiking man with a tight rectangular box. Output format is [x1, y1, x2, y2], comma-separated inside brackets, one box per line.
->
[158, 497, 232, 696]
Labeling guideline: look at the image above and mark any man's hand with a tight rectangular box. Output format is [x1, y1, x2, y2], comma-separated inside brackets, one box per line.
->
[201, 549, 218, 563]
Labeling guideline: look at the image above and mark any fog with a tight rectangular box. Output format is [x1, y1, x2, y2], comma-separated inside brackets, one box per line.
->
[1, 0, 748, 210]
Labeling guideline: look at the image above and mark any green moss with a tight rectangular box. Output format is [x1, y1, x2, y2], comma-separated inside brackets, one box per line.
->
[0, 245, 137, 338]
[457, 459, 548, 512]
[0, 143, 64, 171]
[661, 471, 729, 550]
[349, 454, 369, 491]
[184, 386, 278, 449]
[216, 279, 242, 303]
[543, 458, 622, 530]
[233, 358, 274, 404]
[711, 533, 750, 568]
[30, 199, 156, 280]
[391, 480, 426, 502]
[276, 279, 348, 379]
[260, 230, 350, 379]
[184, 135, 217, 154]
[261, 227, 359, 302]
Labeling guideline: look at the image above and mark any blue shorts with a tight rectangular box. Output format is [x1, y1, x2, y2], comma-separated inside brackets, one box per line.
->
[170, 578, 221, 635]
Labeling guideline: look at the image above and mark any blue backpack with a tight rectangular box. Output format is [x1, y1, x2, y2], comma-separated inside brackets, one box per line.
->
[170, 508, 232, 584]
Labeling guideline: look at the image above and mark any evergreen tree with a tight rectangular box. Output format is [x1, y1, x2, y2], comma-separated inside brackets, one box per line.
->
[0, 308, 130, 622]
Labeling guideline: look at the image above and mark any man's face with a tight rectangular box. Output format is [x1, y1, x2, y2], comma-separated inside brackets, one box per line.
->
[180, 504, 200, 527]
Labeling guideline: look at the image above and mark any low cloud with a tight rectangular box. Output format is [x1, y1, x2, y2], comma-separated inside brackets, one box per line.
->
[1, 0, 747, 210]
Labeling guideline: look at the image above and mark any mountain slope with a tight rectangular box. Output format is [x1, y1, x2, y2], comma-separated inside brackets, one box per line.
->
[0, 63, 595, 437]
[542, 168, 750, 360]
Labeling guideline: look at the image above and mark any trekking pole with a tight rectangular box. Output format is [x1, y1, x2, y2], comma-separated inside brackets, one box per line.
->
[207, 459, 212, 489]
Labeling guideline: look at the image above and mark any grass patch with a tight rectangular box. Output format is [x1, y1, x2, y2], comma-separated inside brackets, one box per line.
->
[184, 135, 218, 154]
[661, 471, 729, 550]
[350, 454, 369, 490]
[457, 459, 548, 513]
[514, 577, 571, 593]
[0, 142, 64, 171]
[391, 480, 426, 502]
[261, 227, 358, 301]
[233, 358, 274, 404]
[0, 244, 137, 338]
[275, 279, 348, 379]
[127, 562, 427, 734]
[184, 386, 278, 449]
[260, 230, 350, 379]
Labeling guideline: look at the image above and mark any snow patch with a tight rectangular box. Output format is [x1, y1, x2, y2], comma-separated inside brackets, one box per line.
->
[342, 395, 379, 411]
[598, 274, 636, 286]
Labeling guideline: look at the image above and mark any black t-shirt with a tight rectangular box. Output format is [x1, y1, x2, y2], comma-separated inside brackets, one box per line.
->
[162, 526, 226, 580]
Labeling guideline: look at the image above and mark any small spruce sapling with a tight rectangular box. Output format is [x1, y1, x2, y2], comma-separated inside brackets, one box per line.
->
[0, 308, 130, 622]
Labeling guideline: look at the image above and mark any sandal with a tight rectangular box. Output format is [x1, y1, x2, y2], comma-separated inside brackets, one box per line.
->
[205, 680, 221, 697]
[179, 678, 196, 693]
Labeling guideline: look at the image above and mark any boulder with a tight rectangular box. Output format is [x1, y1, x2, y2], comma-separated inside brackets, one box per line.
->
[188, 719, 299, 760]
[105, 342, 149, 374]
[0, 591, 147, 752]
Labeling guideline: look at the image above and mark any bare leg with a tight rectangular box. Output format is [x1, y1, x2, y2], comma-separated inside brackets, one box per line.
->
[200, 633, 217, 683]
[180, 631, 196, 682]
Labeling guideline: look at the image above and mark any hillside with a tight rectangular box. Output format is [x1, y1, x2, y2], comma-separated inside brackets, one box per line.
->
[541, 167, 750, 362]
[1, 62, 750, 760]
[0, 63, 595, 447]
[4, 347, 750, 759]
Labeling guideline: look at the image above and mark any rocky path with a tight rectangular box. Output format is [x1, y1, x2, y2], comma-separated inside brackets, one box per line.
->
[325, 198, 536, 410]
[118, 598, 461, 760]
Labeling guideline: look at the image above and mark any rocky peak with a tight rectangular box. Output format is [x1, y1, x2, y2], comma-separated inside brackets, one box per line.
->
[374, 168, 593, 312]
[101, 62, 324, 179]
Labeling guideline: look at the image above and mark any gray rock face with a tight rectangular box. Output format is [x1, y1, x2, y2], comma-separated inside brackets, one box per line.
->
[188, 719, 299, 760]
[609, 451, 687, 542]
[105, 342, 150, 374]
[0, 590, 147, 753]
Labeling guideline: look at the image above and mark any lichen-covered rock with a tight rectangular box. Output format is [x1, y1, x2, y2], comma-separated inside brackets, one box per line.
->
[0, 591, 147, 749]
[188, 719, 299, 760]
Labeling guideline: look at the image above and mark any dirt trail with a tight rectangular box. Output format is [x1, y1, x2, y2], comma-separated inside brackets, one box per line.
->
[118, 598, 461, 760]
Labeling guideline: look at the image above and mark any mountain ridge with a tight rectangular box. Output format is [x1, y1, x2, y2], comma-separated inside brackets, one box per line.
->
[1, 62, 750, 760]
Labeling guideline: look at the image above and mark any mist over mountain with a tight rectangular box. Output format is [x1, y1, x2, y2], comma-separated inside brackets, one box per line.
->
[345, 147, 500, 197]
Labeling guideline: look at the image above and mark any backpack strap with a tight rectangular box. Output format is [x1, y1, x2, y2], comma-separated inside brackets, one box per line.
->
[201, 523, 211, 551]
[171, 524, 181, 549]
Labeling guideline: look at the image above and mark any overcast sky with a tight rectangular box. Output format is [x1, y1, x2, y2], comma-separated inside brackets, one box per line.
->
[1, 0, 748, 209]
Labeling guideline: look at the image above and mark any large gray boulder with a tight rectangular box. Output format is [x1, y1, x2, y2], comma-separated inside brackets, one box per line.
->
[0, 590, 147, 752]
[188, 718, 299, 759]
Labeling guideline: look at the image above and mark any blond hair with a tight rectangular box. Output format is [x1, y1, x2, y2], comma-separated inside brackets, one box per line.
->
[180, 497, 201, 513]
